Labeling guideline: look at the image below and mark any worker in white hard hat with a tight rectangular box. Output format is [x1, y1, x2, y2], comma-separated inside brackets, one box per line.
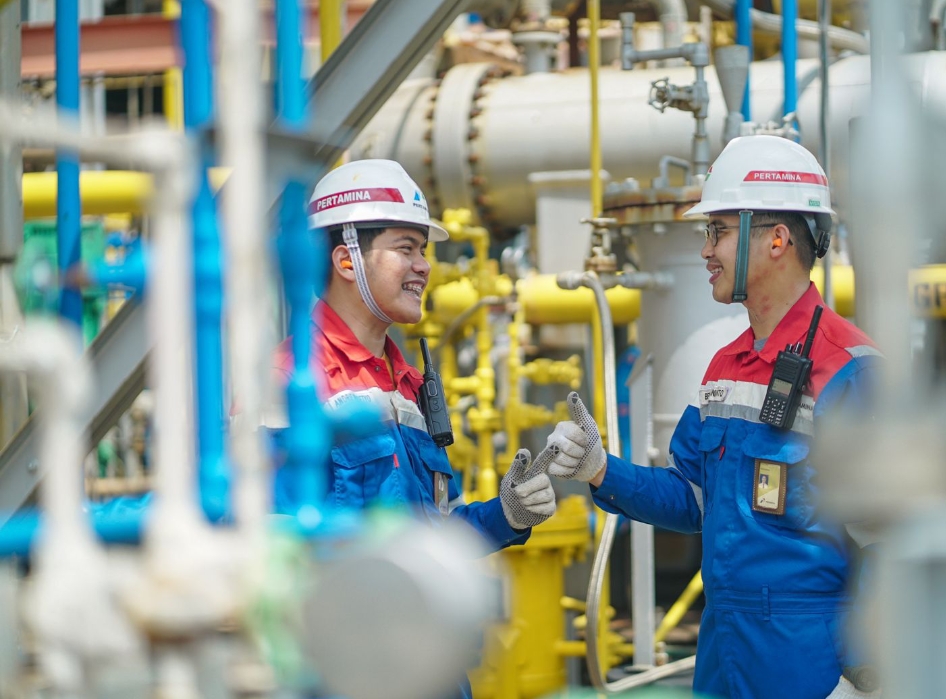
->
[270, 159, 557, 699]
[541, 136, 883, 698]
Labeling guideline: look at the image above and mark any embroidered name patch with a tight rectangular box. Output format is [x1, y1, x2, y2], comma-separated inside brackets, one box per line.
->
[699, 385, 731, 405]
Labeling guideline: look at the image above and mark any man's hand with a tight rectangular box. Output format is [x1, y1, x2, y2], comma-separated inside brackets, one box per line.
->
[500, 448, 557, 530]
[545, 392, 607, 484]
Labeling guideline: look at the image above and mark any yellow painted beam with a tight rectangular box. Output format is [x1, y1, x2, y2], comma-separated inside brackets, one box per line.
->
[320, 0, 343, 63]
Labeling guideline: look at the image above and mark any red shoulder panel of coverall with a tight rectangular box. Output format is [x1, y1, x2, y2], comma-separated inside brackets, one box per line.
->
[272, 299, 424, 401]
[703, 283, 878, 401]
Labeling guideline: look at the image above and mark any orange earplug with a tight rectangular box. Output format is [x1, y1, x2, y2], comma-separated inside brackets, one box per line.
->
[341, 259, 354, 269]
[773, 238, 783, 248]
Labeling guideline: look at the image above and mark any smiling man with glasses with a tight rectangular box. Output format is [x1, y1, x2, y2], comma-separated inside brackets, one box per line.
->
[540, 135, 884, 699]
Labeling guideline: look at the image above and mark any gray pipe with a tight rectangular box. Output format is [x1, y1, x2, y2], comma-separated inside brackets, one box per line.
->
[702, 0, 869, 54]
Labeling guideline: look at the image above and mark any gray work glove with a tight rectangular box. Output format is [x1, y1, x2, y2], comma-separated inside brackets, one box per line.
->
[545, 392, 607, 483]
[500, 448, 557, 530]
[825, 677, 881, 699]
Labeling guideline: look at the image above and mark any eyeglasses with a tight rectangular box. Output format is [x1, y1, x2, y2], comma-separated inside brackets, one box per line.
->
[702, 222, 782, 247]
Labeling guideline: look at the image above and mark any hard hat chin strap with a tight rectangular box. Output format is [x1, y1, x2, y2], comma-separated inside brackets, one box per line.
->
[342, 223, 395, 324]
[732, 210, 752, 303]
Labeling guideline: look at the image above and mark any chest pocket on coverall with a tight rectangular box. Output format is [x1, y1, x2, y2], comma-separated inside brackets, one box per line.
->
[331, 432, 403, 509]
[741, 429, 814, 531]
[404, 429, 455, 521]
[697, 419, 727, 518]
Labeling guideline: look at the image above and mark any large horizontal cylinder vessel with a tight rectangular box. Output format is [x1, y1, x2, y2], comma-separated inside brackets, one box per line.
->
[350, 52, 946, 231]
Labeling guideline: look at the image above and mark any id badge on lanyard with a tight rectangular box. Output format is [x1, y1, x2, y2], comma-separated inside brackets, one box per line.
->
[434, 472, 449, 516]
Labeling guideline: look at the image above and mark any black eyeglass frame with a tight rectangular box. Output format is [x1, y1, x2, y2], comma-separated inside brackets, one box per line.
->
[701, 222, 791, 247]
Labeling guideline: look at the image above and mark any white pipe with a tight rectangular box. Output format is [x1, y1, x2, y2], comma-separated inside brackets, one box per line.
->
[352, 52, 946, 231]
[0, 322, 141, 688]
[701, 0, 869, 54]
[216, 0, 271, 534]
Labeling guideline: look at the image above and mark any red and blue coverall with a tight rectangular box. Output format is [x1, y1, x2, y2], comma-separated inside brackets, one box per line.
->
[591, 284, 881, 699]
[272, 300, 529, 550]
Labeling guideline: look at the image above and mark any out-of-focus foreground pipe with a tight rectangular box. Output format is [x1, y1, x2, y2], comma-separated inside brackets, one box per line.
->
[218, 0, 271, 531]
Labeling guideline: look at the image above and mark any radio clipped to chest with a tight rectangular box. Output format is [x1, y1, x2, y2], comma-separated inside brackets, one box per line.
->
[759, 306, 823, 430]
[418, 338, 454, 448]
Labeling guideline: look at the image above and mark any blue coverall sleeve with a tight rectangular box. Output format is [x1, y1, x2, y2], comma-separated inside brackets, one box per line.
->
[590, 404, 704, 534]
[450, 498, 530, 552]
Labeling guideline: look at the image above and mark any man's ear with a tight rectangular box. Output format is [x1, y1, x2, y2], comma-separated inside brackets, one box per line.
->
[770, 224, 791, 258]
[331, 246, 355, 278]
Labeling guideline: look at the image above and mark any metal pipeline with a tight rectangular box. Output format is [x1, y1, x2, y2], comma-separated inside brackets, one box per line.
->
[735, 0, 752, 119]
[555, 270, 625, 688]
[55, 0, 82, 328]
[589, 0, 603, 217]
[276, 0, 328, 515]
[353, 52, 946, 230]
[181, 0, 230, 521]
[783, 0, 798, 125]
[702, 0, 869, 54]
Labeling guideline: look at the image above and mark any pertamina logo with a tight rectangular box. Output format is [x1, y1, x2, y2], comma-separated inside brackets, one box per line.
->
[412, 189, 428, 213]
[310, 187, 404, 214]
[744, 170, 828, 185]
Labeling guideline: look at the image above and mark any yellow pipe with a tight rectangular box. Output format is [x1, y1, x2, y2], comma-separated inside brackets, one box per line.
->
[22, 169, 230, 219]
[518, 274, 641, 324]
[320, 0, 343, 63]
[23, 171, 155, 219]
[588, 0, 603, 217]
[654, 569, 704, 645]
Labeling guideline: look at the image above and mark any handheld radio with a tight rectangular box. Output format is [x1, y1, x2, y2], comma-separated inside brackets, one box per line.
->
[759, 305, 823, 430]
[418, 338, 454, 448]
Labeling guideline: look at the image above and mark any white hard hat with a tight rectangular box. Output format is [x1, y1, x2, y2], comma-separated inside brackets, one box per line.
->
[685, 135, 835, 233]
[308, 159, 449, 242]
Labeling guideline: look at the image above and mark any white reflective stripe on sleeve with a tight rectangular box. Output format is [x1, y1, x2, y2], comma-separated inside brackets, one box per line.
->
[699, 378, 814, 436]
[326, 386, 392, 417]
[846, 344, 884, 359]
[667, 453, 703, 519]
[390, 391, 427, 431]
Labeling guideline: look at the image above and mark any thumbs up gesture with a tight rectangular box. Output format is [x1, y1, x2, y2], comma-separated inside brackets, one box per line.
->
[545, 392, 607, 483]
[499, 447, 557, 530]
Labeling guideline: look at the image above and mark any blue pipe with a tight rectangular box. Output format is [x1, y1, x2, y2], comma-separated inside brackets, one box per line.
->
[735, 0, 752, 121]
[55, 0, 83, 328]
[0, 506, 146, 558]
[275, 0, 306, 131]
[275, 0, 329, 515]
[0, 499, 367, 558]
[180, 0, 230, 521]
[782, 0, 799, 137]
